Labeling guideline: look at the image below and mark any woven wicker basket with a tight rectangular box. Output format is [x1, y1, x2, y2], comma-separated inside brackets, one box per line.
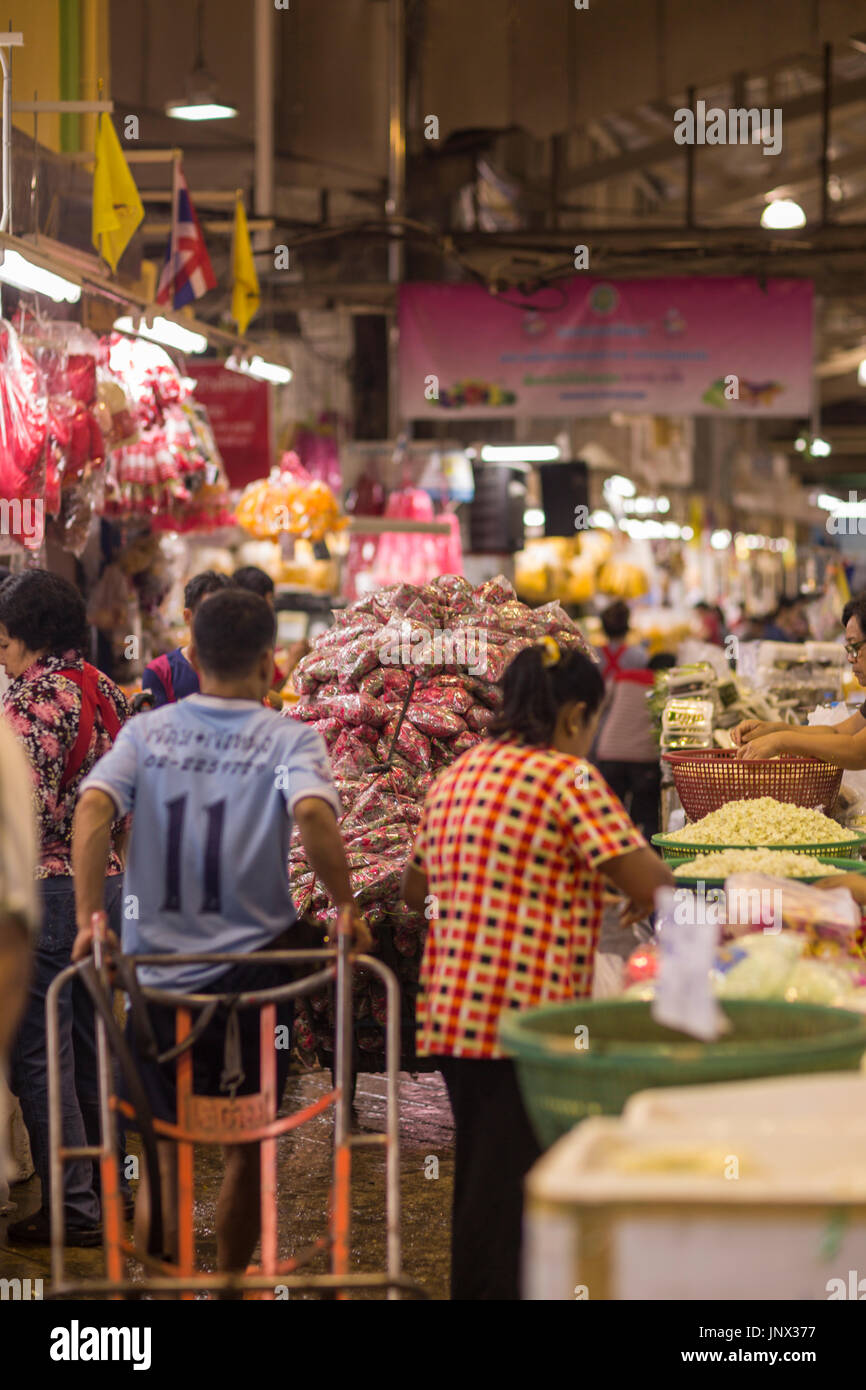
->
[663, 748, 843, 819]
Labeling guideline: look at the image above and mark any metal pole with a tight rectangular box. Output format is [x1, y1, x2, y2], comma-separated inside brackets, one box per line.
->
[386, 0, 406, 440]
[254, 0, 274, 253]
[685, 85, 695, 229]
[92, 917, 124, 1294]
[332, 907, 353, 1289]
[0, 43, 14, 234]
[364, 957, 402, 1299]
[821, 43, 832, 228]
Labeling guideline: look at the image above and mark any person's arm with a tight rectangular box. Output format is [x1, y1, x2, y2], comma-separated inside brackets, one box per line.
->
[732, 712, 866, 746]
[70, 723, 140, 958]
[0, 719, 39, 1052]
[71, 789, 118, 955]
[738, 726, 866, 768]
[815, 873, 866, 904]
[402, 862, 429, 914]
[293, 796, 372, 949]
[0, 915, 30, 1056]
[600, 846, 676, 925]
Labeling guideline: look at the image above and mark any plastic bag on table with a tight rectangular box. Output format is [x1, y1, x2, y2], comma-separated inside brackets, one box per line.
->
[808, 704, 866, 819]
[722, 872, 862, 946]
[711, 931, 805, 1000]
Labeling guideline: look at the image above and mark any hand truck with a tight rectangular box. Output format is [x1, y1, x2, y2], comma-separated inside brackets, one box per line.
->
[45, 907, 426, 1298]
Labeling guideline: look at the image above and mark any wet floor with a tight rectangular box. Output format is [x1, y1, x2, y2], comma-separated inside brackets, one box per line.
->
[0, 1070, 454, 1301]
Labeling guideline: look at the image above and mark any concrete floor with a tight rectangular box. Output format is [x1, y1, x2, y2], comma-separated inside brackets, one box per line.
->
[0, 1070, 454, 1301]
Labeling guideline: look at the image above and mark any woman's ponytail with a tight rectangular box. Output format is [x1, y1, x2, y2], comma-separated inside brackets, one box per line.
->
[489, 641, 605, 745]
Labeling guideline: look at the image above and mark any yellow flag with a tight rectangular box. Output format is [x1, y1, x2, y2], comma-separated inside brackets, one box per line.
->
[92, 114, 144, 273]
[232, 196, 260, 335]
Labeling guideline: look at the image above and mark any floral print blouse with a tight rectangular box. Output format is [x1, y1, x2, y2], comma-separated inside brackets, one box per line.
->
[2, 650, 131, 878]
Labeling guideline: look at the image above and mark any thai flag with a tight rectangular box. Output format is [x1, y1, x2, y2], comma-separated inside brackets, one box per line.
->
[155, 165, 217, 308]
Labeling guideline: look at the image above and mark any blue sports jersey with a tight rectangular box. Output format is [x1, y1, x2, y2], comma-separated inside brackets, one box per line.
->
[141, 647, 201, 707]
[81, 695, 340, 989]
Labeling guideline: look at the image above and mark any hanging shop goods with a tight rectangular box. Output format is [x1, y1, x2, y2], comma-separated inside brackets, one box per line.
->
[0, 321, 47, 545]
[285, 573, 593, 1066]
[367, 488, 463, 590]
[234, 450, 346, 543]
[0, 317, 232, 555]
[101, 335, 231, 535]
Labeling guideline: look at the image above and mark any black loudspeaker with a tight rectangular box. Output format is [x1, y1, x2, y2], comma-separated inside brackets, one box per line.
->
[469, 463, 527, 553]
[538, 461, 589, 537]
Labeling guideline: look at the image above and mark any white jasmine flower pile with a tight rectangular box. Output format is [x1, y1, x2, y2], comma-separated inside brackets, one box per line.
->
[664, 797, 859, 847]
[673, 849, 844, 878]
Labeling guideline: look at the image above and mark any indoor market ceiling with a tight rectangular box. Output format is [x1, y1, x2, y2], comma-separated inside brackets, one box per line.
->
[15, 0, 866, 463]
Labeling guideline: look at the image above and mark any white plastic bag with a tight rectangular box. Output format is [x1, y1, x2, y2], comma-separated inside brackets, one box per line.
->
[808, 704, 866, 818]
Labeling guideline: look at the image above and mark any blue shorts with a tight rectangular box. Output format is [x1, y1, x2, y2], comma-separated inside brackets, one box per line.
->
[122, 948, 296, 1126]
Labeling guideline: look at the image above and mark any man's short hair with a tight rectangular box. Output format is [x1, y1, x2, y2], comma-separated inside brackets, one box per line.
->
[600, 600, 630, 640]
[233, 565, 275, 600]
[192, 590, 276, 679]
[842, 591, 866, 633]
[184, 570, 233, 614]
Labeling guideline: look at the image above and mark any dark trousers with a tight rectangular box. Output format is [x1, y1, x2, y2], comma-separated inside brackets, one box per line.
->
[438, 1056, 542, 1300]
[10, 875, 123, 1226]
[597, 759, 662, 841]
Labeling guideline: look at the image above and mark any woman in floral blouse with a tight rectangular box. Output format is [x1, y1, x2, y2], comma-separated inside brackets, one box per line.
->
[0, 569, 130, 1246]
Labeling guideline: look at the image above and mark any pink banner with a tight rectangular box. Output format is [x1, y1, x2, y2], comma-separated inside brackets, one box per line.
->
[399, 278, 813, 419]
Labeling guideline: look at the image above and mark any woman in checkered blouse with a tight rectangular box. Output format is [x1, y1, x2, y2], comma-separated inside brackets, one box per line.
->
[403, 639, 674, 1300]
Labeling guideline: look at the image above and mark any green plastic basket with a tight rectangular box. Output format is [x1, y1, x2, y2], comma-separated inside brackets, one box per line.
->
[669, 855, 866, 888]
[652, 831, 866, 863]
[499, 999, 866, 1149]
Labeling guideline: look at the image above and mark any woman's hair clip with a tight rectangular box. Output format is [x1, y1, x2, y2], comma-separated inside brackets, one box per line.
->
[537, 635, 561, 668]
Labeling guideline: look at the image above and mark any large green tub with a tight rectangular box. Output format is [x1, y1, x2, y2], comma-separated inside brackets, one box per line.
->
[499, 999, 866, 1149]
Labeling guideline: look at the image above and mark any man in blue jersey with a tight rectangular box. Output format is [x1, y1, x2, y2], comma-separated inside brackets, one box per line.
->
[141, 569, 233, 707]
[70, 587, 369, 1275]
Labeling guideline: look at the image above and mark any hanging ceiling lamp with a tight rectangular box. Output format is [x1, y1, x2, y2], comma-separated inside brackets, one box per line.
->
[166, 1, 237, 121]
[760, 198, 806, 229]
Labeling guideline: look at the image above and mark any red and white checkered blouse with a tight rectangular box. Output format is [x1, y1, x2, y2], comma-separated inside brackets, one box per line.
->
[411, 738, 646, 1059]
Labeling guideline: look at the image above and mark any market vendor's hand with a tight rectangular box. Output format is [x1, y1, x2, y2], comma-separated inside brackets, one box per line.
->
[619, 897, 650, 928]
[731, 719, 771, 746]
[815, 873, 866, 906]
[736, 733, 783, 761]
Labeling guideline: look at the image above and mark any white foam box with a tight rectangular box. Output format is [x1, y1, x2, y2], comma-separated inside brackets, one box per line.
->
[523, 1072, 866, 1301]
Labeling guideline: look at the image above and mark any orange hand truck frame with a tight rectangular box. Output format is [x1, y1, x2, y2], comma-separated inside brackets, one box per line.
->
[45, 907, 426, 1299]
